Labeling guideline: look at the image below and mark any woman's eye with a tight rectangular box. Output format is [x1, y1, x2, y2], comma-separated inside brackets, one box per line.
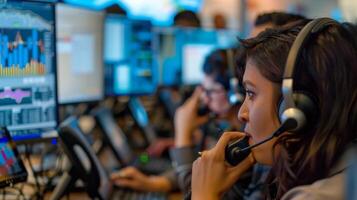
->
[245, 90, 255, 100]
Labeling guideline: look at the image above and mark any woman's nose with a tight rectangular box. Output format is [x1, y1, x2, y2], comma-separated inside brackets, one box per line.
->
[238, 100, 248, 123]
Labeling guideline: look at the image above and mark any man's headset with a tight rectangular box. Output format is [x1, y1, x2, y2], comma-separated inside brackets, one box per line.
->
[226, 48, 245, 106]
[225, 18, 340, 166]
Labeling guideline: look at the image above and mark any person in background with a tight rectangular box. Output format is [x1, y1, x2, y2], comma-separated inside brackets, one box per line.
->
[104, 3, 127, 16]
[173, 10, 201, 28]
[157, 9, 202, 122]
[191, 19, 357, 200]
[213, 13, 228, 29]
[110, 49, 246, 194]
[170, 48, 260, 199]
[148, 9, 204, 155]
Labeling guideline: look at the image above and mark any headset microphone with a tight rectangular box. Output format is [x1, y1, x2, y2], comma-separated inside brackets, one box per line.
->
[225, 118, 298, 166]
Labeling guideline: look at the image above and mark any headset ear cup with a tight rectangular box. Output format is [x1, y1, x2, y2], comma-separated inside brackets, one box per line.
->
[279, 91, 318, 133]
[294, 92, 318, 130]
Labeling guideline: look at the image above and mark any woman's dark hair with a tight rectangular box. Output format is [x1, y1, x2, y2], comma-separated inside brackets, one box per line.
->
[237, 19, 357, 198]
[255, 12, 306, 27]
[202, 49, 230, 90]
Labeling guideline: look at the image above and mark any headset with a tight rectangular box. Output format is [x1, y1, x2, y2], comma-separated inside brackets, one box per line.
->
[226, 18, 340, 166]
[226, 48, 245, 106]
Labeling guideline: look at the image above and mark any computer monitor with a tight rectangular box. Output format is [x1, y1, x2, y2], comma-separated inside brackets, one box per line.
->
[0, 127, 27, 188]
[180, 28, 239, 85]
[179, 28, 238, 85]
[0, 1, 58, 141]
[155, 27, 239, 86]
[56, 4, 104, 104]
[182, 44, 216, 85]
[104, 15, 157, 96]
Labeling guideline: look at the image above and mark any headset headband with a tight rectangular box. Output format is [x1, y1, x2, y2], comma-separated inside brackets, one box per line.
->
[282, 18, 339, 109]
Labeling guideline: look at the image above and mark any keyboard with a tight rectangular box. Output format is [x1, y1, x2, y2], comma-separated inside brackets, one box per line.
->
[112, 189, 167, 200]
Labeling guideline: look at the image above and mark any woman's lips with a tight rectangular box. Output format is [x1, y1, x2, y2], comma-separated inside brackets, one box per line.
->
[244, 130, 252, 138]
[244, 130, 254, 145]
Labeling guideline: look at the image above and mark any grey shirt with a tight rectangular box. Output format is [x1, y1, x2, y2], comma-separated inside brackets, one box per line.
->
[281, 147, 351, 200]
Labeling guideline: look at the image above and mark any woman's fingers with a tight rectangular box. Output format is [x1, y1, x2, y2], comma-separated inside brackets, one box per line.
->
[227, 153, 256, 181]
[183, 86, 203, 109]
[214, 132, 246, 156]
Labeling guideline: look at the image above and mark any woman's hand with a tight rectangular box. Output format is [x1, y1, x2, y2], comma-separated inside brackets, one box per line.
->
[174, 86, 209, 147]
[110, 167, 172, 192]
[191, 132, 256, 200]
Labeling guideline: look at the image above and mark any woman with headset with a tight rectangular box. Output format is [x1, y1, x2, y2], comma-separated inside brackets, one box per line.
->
[191, 18, 357, 199]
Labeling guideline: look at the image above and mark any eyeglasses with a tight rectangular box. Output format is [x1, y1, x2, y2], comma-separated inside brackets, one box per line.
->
[201, 87, 225, 97]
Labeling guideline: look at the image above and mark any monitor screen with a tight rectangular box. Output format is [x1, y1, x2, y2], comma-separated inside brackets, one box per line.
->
[104, 16, 127, 63]
[0, 127, 27, 188]
[154, 27, 180, 86]
[0, 1, 58, 141]
[104, 16, 157, 96]
[182, 44, 216, 85]
[56, 4, 104, 104]
[155, 27, 238, 86]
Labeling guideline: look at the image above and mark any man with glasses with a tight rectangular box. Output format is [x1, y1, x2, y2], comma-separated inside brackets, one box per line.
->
[111, 48, 250, 195]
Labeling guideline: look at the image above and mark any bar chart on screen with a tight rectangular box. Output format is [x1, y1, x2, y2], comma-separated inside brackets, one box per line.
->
[0, 2, 58, 141]
[0, 29, 48, 76]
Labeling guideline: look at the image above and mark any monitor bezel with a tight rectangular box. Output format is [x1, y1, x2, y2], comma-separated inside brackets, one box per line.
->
[0, 0, 60, 143]
[56, 2, 105, 105]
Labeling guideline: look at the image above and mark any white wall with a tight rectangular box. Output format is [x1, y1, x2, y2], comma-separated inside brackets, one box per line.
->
[198, 0, 351, 32]
[339, 0, 357, 22]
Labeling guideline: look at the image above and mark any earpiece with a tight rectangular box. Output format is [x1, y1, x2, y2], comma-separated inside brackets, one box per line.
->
[278, 91, 318, 132]
[226, 48, 244, 106]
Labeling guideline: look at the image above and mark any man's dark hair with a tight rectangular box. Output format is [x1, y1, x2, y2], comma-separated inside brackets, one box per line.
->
[105, 3, 127, 16]
[202, 49, 230, 90]
[254, 12, 305, 26]
[173, 10, 201, 27]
